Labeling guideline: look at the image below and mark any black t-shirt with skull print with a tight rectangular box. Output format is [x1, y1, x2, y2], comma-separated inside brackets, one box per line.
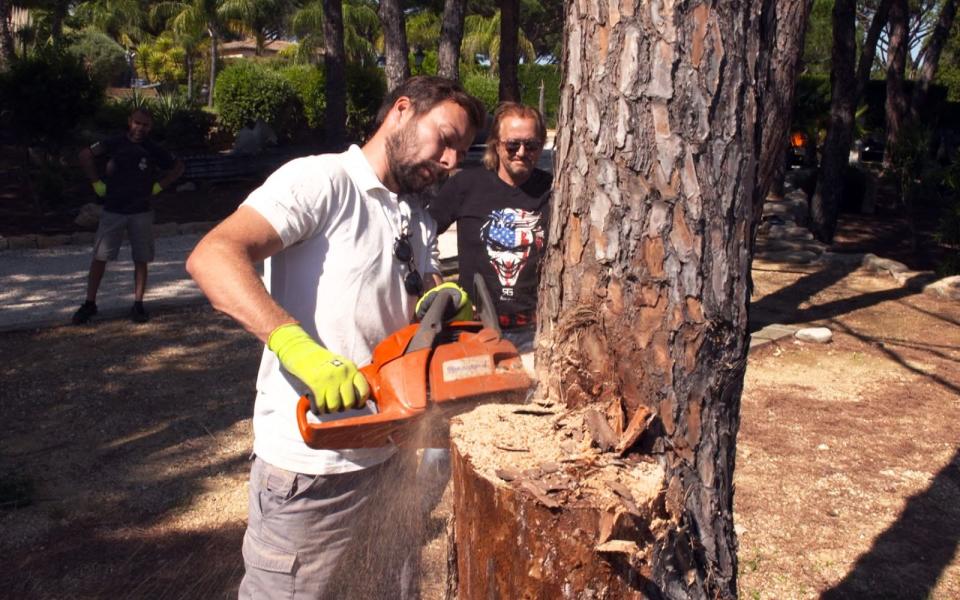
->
[92, 135, 176, 214]
[429, 167, 552, 328]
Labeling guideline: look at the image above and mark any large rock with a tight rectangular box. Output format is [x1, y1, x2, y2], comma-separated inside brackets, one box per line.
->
[862, 253, 909, 275]
[795, 327, 833, 343]
[923, 275, 960, 300]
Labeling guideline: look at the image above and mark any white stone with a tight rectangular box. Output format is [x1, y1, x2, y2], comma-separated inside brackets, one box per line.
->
[923, 275, 960, 300]
[795, 327, 833, 343]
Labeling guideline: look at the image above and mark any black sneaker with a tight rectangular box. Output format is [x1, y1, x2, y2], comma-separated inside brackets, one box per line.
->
[72, 301, 97, 324]
[130, 301, 149, 323]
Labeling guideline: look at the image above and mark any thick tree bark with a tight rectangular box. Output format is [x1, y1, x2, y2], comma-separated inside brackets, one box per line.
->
[752, 0, 814, 227]
[437, 0, 466, 81]
[378, 0, 409, 93]
[322, 0, 347, 148]
[452, 2, 764, 598]
[855, 0, 892, 103]
[0, 0, 16, 65]
[810, 0, 857, 243]
[910, 0, 957, 119]
[883, 0, 908, 167]
[498, 0, 520, 102]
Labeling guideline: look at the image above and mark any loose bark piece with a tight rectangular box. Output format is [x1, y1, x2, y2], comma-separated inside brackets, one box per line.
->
[596, 540, 640, 556]
[616, 405, 653, 455]
[495, 468, 522, 482]
[513, 407, 557, 416]
[583, 409, 618, 452]
[518, 480, 561, 509]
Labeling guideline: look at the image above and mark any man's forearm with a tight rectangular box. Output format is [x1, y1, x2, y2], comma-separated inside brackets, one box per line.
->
[158, 160, 185, 191]
[78, 149, 100, 183]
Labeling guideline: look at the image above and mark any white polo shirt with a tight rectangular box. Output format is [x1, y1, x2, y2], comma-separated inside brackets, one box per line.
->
[242, 145, 440, 475]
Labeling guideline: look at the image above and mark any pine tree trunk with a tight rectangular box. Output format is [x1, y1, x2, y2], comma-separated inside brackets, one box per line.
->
[753, 0, 814, 225]
[855, 0, 892, 103]
[810, 0, 856, 243]
[322, 0, 348, 148]
[498, 0, 520, 102]
[0, 0, 16, 65]
[910, 0, 957, 119]
[378, 0, 409, 92]
[437, 0, 466, 81]
[883, 0, 908, 167]
[451, 2, 765, 597]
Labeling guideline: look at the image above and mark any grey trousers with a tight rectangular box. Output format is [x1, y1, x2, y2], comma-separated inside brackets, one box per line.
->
[238, 453, 422, 600]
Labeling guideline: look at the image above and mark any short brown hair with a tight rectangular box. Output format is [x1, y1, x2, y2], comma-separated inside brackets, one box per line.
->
[375, 76, 486, 133]
[482, 102, 547, 171]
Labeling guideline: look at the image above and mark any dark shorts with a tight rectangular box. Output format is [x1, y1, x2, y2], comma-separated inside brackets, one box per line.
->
[93, 210, 154, 263]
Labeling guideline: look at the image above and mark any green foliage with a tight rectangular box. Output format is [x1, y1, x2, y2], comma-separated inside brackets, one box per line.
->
[281, 64, 326, 129]
[791, 74, 830, 140]
[136, 32, 186, 87]
[68, 28, 129, 87]
[462, 72, 499, 116]
[90, 92, 214, 149]
[0, 47, 103, 148]
[214, 60, 300, 134]
[518, 63, 560, 127]
[802, 0, 833, 77]
[346, 64, 386, 139]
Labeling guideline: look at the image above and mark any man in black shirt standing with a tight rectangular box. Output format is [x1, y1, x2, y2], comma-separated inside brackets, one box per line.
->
[429, 102, 551, 352]
[73, 108, 184, 324]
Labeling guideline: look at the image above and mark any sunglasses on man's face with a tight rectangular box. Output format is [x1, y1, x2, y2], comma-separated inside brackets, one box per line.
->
[502, 139, 543, 155]
[393, 234, 424, 297]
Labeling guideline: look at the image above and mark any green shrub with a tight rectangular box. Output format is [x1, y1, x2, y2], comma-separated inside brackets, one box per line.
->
[68, 29, 128, 87]
[281, 65, 326, 130]
[462, 72, 499, 116]
[214, 61, 301, 135]
[346, 64, 386, 140]
[0, 47, 103, 148]
[519, 63, 561, 128]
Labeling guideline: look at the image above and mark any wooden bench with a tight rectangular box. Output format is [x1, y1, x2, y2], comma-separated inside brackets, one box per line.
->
[181, 153, 258, 183]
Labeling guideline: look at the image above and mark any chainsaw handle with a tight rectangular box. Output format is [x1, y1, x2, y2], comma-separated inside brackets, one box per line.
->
[407, 288, 457, 353]
[472, 273, 502, 335]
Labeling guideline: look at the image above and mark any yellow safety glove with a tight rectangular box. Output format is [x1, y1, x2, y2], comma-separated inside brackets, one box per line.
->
[152, 182, 163, 195]
[92, 180, 107, 198]
[268, 323, 370, 414]
[415, 282, 472, 322]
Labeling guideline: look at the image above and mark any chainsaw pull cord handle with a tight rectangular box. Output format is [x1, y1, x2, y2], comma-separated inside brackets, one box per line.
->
[472, 273, 502, 335]
[406, 288, 458, 353]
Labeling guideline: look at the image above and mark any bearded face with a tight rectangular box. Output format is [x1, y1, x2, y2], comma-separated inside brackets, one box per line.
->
[385, 119, 445, 194]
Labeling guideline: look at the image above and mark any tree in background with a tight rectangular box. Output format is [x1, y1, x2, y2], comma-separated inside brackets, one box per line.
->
[811, 0, 857, 243]
[289, 0, 378, 65]
[753, 0, 815, 223]
[153, 0, 233, 106]
[378, 0, 408, 91]
[321, 0, 347, 147]
[497, 0, 518, 101]
[1, 0, 16, 65]
[74, 0, 145, 50]
[437, 0, 465, 80]
[224, 0, 295, 57]
[883, 0, 909, 167]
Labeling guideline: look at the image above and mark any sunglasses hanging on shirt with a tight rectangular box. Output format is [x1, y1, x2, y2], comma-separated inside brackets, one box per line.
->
[393, 231, 424, 297]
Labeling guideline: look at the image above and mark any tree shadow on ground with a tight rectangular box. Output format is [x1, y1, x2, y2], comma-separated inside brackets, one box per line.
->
[821, 447, 960, 600]
[749, 262, 935, 333]
[0, 305, 259, 598]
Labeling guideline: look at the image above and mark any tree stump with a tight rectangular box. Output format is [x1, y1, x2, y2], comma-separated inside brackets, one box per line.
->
[449, 403, 666, 599]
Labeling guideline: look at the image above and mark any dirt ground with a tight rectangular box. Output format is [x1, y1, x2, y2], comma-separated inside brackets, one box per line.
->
[1, 245, 957, 599]
[1, 155, 959, 600]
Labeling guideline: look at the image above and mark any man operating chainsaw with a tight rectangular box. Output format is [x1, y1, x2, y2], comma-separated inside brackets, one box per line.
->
[186, 76, 485, 599]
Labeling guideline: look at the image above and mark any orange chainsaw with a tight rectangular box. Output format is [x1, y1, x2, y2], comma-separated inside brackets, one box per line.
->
[296, 275, 532, 449]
